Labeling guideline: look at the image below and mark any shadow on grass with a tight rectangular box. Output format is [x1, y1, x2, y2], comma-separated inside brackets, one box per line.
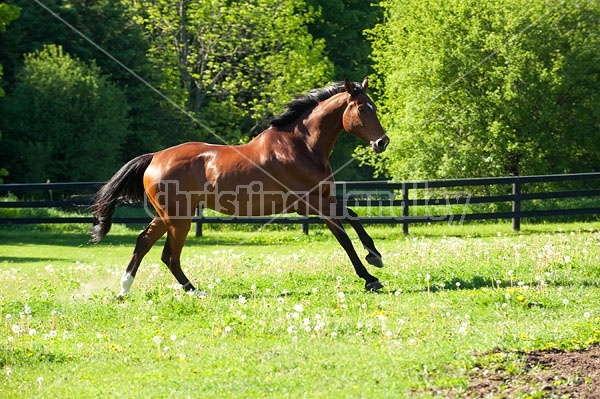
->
[0, 255, 71, 263]
[386, 275, 600, 296]
[0, 225, 320, 248]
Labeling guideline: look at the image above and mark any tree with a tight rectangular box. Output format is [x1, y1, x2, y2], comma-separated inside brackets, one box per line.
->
[307, 0, 382, 81]
[0, 44, 130, 182]
[0, 0, 171, 161]
[133, 0, 333, 144]
[364, 0, 600, 180]
[306, 0, 383, 181]
[0, 2, 20, 183]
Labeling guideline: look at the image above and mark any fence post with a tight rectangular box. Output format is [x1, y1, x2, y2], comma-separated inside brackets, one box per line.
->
[195, 205, 203, 237]
[512, 180, 521, 232]
[301, 218, 309, 234]
[402, 184, 410, 234]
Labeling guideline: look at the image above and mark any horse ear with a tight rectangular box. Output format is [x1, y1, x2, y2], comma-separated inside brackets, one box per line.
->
[344, 78, 355, 95]
[362, 76, 369, 92]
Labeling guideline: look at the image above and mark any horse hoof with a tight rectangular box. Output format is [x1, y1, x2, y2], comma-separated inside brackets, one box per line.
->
[366, 254, 384, 268]
[116, 294, 125, 301]
[365, 280, 383, 291]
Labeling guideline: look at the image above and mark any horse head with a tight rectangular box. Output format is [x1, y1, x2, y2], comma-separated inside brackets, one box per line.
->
[342, 77, 389, 153]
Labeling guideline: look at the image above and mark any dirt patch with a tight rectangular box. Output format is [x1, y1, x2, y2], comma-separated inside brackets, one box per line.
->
[431, 345, 600, 398]
[465, 345, 600, 398]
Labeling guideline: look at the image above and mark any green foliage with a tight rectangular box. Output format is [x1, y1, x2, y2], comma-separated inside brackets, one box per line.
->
[0, 0, 170, 162]
[0, 2, 20, 183]
[0, 3, 20, 34]
[307, 0, 382, 81]
[134, 0, 333, 144]
[365, 0, 600, 180]
[307, 0, 384, 181]
[0, 44, 129, 182]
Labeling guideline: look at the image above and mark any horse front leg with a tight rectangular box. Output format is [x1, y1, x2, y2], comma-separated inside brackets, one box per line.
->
[322, 217, 383, 292]
[342, 205, 384, 268]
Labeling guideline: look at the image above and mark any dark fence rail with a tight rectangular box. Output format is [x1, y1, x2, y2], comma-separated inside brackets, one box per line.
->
[1, 172, 599, 235]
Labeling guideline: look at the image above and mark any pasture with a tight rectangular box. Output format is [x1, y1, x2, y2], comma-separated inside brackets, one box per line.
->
[1, 222, 599, 398]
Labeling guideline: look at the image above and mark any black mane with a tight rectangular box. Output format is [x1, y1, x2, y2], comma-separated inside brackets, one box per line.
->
[270, 81, 363, 128]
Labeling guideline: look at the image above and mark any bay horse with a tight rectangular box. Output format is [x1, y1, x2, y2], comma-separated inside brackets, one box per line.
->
[91, 78, 389, 299]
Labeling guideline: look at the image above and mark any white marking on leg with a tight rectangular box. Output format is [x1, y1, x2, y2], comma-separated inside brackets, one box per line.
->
[117, 272, 134, 299]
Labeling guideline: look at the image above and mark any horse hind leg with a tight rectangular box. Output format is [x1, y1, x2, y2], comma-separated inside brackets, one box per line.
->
[116, 217, 167, 300]
[160, 219, 207, 297]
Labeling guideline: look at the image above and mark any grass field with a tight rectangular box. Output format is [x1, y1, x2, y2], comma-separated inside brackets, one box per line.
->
[1, 221, 599, 398]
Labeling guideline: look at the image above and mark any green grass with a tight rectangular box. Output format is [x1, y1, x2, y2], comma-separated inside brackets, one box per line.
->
[0, 222, 599, 398]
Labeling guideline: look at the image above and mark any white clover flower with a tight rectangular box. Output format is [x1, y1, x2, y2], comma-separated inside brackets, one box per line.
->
[293, 304, 304, 313]
[170, 334, 177, 341]
[153, 336, 162, 344]
[11, 325, 20, 334]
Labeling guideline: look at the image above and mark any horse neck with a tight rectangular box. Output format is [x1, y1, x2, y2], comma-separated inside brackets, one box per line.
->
[301, 92, 348, 158]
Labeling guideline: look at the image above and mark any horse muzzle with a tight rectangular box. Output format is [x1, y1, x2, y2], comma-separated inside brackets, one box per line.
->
[370, 135, 390, 153]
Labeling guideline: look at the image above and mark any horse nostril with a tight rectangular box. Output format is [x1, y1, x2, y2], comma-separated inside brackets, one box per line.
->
[375, 136, 389, 150]
[370, 135, 389, 153]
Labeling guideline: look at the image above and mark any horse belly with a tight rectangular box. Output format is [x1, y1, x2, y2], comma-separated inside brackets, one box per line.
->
[202, 187, 289, 216]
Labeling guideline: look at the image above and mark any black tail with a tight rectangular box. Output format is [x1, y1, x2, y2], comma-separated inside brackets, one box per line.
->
[90, 153, 154, 242]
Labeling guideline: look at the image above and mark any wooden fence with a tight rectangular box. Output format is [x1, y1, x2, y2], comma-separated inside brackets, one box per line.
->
[1, 172, 599, 235]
